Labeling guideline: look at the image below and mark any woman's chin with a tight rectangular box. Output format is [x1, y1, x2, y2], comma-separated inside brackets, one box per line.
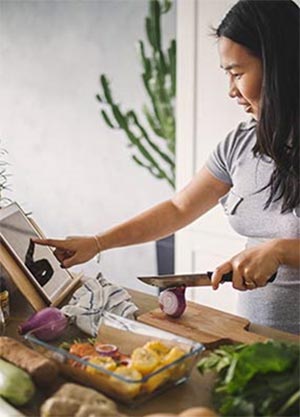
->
[245, 106, 259, 120]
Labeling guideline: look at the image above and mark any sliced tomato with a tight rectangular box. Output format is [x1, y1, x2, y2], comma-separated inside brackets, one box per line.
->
[69, 342, 97, 358]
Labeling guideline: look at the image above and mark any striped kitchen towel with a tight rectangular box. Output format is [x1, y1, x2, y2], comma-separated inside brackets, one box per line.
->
[61, 273, 138, 336]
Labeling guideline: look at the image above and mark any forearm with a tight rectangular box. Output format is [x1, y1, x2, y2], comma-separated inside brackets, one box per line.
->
[273, 238, 300, 268]
[96, 199, 191, 251]
[96, 167, 230, 252]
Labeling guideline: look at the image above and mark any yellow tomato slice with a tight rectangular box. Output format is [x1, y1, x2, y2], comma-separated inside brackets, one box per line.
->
[131, 347, 160, 375]
[86, 355, 117, 375]
[162, 346, 186, 365]
[110, 366, 142, 398]
[143, 365, 170, 393]
[161, 346, 187, 380]
[144, 340, 170, 358]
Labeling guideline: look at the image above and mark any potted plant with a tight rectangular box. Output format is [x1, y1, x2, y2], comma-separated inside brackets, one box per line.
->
[96, 0, 176, 274]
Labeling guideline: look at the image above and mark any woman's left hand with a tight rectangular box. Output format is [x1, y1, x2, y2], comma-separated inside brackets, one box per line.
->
[211, 240, 281, 291]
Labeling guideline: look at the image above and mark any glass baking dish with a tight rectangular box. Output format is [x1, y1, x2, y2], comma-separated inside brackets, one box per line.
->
[24, 312, 204, 406]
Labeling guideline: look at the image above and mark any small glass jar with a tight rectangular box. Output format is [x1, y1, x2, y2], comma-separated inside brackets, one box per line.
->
[0, 305, 5, 336]
[0, 276, 9, 322]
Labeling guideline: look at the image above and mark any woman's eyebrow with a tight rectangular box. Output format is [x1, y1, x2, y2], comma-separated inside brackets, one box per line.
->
[220, 63, 242, 70]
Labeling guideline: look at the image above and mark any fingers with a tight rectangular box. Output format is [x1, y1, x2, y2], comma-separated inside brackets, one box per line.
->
[243, 279, 257, 290]
[212, 245, 277, 292]
[32, 238, 69, 250]
[212, 262, 252, 291]
[32, 238, 76, 267]
[242, 267, 258, 290]
[33, 235, 99, 268]
[232, 268, 247, 291]
[54, 248, 74, 263]
[245, 275, 265, 288]
[61, 254, 81, 269]
[211, 262, 232, 290]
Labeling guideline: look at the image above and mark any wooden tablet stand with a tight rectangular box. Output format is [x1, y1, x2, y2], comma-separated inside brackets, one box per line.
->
[0, 218, 82, 311]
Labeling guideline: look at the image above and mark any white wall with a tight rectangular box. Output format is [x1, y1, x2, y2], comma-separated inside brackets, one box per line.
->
[0, 0, 176, 293]
[196, 0, 241, 168]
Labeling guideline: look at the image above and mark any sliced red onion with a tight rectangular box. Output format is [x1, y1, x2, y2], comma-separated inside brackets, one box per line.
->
[94, 343, 119, 357]
[159, 286, 186, 318]
[19, 307, 68, 341]
[119, 357, 132, 366]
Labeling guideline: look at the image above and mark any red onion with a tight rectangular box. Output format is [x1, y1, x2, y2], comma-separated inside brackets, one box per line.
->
[119, 357, 132, 366]
[95, 343, 119, 357]
[159, 286, 186, 318]
[19, 307, 68, 341]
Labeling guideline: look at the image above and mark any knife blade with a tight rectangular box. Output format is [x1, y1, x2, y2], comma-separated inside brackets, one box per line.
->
[137, 271, 233, 289]
[137, 271, 277, 289]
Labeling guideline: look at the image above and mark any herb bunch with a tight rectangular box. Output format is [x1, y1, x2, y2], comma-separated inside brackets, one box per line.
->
[197, 341, 300, 416]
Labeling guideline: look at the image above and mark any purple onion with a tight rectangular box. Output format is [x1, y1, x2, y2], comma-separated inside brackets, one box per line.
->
[95, 343, 119, 357]
[19, 307, 68, 341]
[159, 286, 186, 318]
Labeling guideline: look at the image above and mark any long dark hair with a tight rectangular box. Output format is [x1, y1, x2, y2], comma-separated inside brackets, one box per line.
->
[216, 0, 299, 213]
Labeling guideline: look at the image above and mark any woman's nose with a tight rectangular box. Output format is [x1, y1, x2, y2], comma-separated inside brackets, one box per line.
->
[228, 79, 239, 98]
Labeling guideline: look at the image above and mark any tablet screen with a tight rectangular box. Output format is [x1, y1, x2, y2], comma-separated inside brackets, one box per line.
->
[0, 202, 73, 302]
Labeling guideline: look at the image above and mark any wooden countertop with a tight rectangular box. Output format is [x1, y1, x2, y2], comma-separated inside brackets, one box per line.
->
[5, 288, 299, 416]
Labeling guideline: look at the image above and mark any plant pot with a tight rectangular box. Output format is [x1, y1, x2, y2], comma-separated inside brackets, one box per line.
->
[155, 234, 174, 275]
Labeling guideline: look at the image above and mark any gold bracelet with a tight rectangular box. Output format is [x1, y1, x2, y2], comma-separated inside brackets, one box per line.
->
[93, 236, 102, 264]
[93, 235, 102, 253]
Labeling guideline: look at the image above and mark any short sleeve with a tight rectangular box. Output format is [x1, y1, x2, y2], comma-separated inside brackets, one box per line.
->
[205, 120, 256, 185]
[206, 138, 233, 184]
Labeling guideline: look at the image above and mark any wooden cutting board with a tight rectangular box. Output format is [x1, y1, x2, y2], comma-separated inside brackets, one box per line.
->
[138, 301, 268, 348]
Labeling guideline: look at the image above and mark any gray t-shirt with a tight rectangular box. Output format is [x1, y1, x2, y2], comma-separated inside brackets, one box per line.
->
[206, 119, 300, 334]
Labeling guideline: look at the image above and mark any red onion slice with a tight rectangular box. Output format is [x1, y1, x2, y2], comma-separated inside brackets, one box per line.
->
[119, 357, 132, 366]
[95, 343, 119, 356]
[159, 286, 186, 318]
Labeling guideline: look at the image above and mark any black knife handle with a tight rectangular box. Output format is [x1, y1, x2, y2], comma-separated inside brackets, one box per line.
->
[206, 271, 277, 283]
[206, 271, 233, 282]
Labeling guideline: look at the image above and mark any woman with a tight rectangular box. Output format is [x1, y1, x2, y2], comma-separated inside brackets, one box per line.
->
[35, 0, 300, 334]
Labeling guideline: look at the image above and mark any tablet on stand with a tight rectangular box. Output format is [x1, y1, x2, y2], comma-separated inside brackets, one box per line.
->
[0, 202, 81, 311]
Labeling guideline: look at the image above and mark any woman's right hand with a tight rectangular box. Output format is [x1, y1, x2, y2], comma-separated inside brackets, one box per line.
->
[32, 236, 100, 268]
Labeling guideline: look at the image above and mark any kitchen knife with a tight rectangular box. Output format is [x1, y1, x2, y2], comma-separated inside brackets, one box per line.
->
[138, 271, 277, 289]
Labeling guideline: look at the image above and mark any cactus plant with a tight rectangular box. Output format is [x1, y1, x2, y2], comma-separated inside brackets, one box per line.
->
[96, 0, 176, 188]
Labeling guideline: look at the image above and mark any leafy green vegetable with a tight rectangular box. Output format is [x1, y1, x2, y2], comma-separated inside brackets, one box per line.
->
[197, 340, 300, 416]
[59, 337, 96, 351]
